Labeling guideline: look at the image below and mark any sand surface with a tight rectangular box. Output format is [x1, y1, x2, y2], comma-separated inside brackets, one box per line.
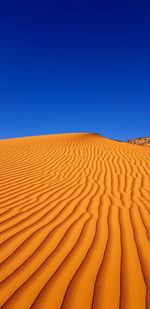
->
[0, 133, 150, 309]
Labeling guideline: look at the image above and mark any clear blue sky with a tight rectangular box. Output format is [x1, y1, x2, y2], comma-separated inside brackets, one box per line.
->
[0, 0, 150, 140]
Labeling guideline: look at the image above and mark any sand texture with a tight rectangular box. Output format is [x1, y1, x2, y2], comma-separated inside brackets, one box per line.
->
[0, 133, 150, 309]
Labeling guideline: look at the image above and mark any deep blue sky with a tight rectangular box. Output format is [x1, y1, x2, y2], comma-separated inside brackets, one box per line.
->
[0, 0, 150, 140]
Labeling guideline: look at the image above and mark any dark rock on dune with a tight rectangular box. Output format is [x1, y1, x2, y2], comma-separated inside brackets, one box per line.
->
[127, 137, 150, 146]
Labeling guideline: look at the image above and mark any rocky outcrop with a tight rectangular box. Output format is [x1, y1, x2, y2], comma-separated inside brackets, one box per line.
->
[127, 137, 150, 146]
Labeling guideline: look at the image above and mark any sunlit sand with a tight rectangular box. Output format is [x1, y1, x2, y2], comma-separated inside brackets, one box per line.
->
[0, 133, 150, 308]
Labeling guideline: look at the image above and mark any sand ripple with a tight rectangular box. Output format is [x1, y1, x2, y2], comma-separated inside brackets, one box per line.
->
[0, 133, 150, 309]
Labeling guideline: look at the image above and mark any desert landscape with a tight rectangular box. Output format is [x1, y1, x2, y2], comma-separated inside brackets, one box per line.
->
[0, 133, 150, 309]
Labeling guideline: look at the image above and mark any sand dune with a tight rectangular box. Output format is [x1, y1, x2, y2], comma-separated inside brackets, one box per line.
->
[0, 133, 150, 309]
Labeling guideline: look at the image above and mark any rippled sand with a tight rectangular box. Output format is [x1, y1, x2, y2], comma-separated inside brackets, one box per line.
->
[0, 133, 150, 309]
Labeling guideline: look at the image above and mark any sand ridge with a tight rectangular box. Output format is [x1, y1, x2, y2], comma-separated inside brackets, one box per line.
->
[0, 133, 150, 309]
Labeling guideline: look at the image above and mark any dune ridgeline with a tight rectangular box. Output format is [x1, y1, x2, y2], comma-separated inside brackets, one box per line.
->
[0, 133, 150, 309]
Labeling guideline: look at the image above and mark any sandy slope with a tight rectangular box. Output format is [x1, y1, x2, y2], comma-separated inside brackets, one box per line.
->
[0, 133, 150, 309]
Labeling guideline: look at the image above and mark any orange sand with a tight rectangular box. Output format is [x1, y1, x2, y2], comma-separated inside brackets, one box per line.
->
[0, 133, 150, 309]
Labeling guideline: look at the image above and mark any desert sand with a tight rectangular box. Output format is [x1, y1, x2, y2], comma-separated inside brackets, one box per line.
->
[0, 133, 150, 309]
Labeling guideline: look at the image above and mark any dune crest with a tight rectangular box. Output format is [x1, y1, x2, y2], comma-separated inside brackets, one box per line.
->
[0, 133, 150, 309]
